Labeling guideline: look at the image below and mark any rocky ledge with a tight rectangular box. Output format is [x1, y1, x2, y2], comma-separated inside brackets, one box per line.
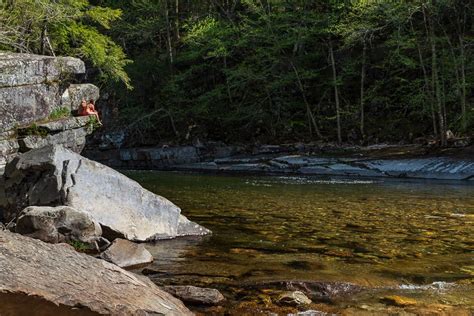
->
[0, 52, 99, 170]
[178, 155, 473, 181]
[87, 143, 474, 181]
[0, 230, 192, 315]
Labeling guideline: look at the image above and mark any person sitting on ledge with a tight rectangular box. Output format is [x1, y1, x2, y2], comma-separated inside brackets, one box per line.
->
[79, 99, 102, 125]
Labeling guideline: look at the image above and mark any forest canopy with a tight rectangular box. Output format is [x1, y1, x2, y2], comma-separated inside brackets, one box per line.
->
[1, 0, 472, 145]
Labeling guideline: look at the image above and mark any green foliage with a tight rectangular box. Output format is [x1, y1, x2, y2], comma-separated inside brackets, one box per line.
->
[49, 107, 71, 121]
[20, 124, 48, 138]
[67, 240, 90, 252]
[6, 0, 471, 144]
[101, 0, 471, 144]
[87, 115, 101, 131]
[0, 0, 131, 88]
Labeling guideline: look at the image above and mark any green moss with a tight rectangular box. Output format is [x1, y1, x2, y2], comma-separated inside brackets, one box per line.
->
[87, 115, 101, 130]
[20, 123, 48, 138]
[67, 240, 90, 252]
[49, 107, 71, 121]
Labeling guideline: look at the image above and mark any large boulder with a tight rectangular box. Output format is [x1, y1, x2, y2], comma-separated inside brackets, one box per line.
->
[0, 230, 192, 315]
[3, 145, 210, 241]
[15, 205, 101, 245]
[100, 238, 153, 268]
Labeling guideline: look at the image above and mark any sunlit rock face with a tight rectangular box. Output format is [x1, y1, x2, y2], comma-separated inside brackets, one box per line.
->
[0, 52, 99, 170]
[3, 145, 211, 241]
[0, 230, 193, 315]
[0, 52, 86, 130]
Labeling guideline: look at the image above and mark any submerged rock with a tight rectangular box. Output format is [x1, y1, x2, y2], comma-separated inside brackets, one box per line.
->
[15, 205, 101, 246]
[277, 291, 312, 306]
[255, 280, 363, 303]
[3, 145, 210, 241]
[381, 295, 417, 307]
[0, 230, 192, 315]
[161, 285, 226, 305]
[100, 238, 153, 268]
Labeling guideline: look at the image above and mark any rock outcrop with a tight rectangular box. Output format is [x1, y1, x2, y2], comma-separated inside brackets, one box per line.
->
[0, 230, 192, 315]
[161, 285, 226, 305]
[15, 205, 101, 245]
[0, 53, 85, 129]
[3, 145, 210, 241]
[100, 238, 153, 268]
[17, 116, 95, 153]
[175, 154, 474, 180]
[0, 52, 99, 170]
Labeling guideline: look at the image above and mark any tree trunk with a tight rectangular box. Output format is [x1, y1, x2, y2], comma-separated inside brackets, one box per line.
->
[224, 55, 233, 104]
[412, 18, 437, 136]
[329, 40, 342, 144]
[290, 62, 322, 139]
[459, 34, 467, 131]
[175, 0, 180, 40]
[427, 11, 446, 146]
[164, 0, 174, 65]
[359, 38, 367, 139]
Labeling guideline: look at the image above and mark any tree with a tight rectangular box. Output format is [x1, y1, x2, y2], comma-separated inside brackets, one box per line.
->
[0, 0, 131, 87]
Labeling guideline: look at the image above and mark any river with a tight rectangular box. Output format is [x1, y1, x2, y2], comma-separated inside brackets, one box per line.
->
[127, 171, 474, 314]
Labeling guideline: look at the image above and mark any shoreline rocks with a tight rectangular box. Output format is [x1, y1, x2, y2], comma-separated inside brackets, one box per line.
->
[84, 143, 474, 181]
[15, 205, 102, 247]
[161, 285, 226, 305]
[2, 145, 211, 241]
[100, 238, 154, 269]
[0, 230, 192, 315]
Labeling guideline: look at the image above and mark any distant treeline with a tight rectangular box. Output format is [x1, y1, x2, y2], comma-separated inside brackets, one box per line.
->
[1, 0, 472, 145]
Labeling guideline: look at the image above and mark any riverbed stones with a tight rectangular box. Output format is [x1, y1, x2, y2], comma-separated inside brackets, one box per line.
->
[381, 295, 417, 307]
[277, 291, 312, 306]
[15, 205, 101, 246]
[0, 230, 192, 315]
[161, 285, 226, 305]
[100, 238, 153, 268]
[3, 145, 210, 241]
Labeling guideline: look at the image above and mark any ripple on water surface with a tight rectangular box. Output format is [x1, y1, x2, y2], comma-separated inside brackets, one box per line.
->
[126, 171, 474, 310]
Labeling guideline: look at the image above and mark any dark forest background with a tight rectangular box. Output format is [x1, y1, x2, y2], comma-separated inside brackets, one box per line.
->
[1, 0, 473, 146]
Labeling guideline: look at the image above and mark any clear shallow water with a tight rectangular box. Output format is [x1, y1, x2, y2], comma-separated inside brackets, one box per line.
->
[127, 171, 474, 313]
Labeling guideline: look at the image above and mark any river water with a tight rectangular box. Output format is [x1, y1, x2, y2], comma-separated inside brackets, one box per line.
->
[127, 171, 474, 314]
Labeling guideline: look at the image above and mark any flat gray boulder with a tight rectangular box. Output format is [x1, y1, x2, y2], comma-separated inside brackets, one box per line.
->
[161, 285, 225, 305]
[3, 145, 210, 241]
[16, 205, 101, 245]
[0, 230, 192, 315]
[100, 238, 153, 268]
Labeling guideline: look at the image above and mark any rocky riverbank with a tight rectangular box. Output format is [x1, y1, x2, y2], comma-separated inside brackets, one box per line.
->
[85, 143, 474, 181]
[0, 53, 216, 315]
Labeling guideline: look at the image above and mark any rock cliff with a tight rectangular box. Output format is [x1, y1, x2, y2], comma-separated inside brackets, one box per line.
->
[0, 52, 99, 170]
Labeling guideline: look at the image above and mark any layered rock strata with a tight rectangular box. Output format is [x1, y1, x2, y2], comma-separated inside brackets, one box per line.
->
[0, 52, 99, 170]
